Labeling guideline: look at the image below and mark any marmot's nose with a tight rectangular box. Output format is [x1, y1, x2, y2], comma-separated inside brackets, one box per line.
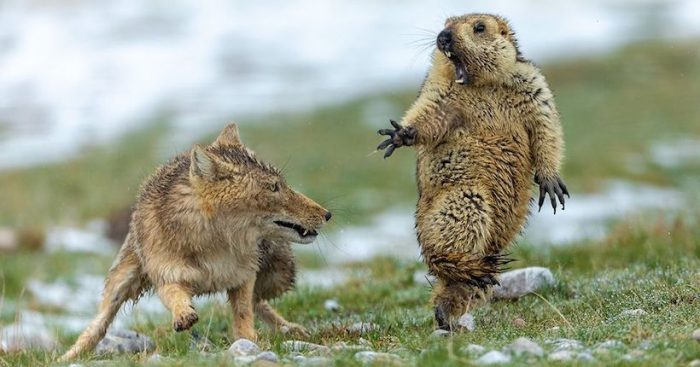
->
[324, 211, 332, 222]
[437, 29, 452, 50]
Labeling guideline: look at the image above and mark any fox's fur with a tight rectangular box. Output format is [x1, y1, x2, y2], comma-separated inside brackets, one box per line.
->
[60, 123, 330, 361]
[378, 14, 567, 329]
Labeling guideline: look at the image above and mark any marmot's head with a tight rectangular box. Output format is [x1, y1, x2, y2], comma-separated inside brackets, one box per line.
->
[435, 14, 524, 85]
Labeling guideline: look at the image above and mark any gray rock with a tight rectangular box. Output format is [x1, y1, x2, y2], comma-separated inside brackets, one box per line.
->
[233, 355, 257, 364]
[512, 317, 526, 327]
[596, 339, 623, 349]
[577, 352, 596, 362]
[227, 338, 261, 357]
[430, 329, 451, 338]
[546, 338, 583, 352]
[461, 344, 486, 356]
[504, 337, 544, 357]
[331, 341, 369, 352]
[301, 356, 332, 366]
[692, 329, 700, 342]
[476, 350, 511, 365]
[256, 351, 279, 363]
[354, 351, 401, 364]
[95, 329, 154, 355]
[689, 359, 700, 367]
[619, 309, 647, 317]
[347, 322, 379, 334]
[324, 299, 340, 312]
[493, 267, 555, 299]
[0, 322, 58, 352]
[456, 313, 475, 331]
[283, 340, 330, 354]
[548, 350, 574, 361]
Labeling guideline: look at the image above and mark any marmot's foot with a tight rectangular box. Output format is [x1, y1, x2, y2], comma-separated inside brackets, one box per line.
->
[536, 175, 570, 214]
[173, 305, 199, 332]
[377, 119, 417, 158]
[434, 304, 452, 331]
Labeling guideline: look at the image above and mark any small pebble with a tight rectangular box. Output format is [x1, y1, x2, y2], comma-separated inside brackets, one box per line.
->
[503, 337, 543, 357]
[548, 350, 574, 361]
[461, 343, 486, 356]
[228, 338, 261, 357]
[234, 356, 257, 364]
[476, 350, 511, 365]
[596, 340, 623, 349]
[430, 329, 451, 338]
[457, 313, 475, 331]
[331, 341, 369, 352]
[688, 359, 700, 367]
[546, 338, 583, 352]
[512, 317, 526, 327]
[95, 329, 155, 355]
[324, 299, 340, 312]
[347, 322, 379, 334]
[282, 340, 330, 354]
[692, 329, 700, 342]
[256, 351, 279, 363]
[354, 351, 401, 364]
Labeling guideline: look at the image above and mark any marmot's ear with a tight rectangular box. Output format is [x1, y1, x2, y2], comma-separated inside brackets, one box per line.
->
[213, 122, 243, 147]
[190, 145, 219, 179]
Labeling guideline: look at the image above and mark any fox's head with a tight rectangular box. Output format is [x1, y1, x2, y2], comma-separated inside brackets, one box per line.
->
[189, 123, 331, 244]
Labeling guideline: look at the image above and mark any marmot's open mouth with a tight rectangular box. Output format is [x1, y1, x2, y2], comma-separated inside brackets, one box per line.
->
[445, 51, 468, 85]
[274, 220, 318, 238]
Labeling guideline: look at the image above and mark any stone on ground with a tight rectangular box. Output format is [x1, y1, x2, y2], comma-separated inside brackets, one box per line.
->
[503, 337, 544, 357]
[96, 329, 155, 355]
[227, 338, 261, 357]
[476, 350, 511, 365]
[493, 267, 555, 299]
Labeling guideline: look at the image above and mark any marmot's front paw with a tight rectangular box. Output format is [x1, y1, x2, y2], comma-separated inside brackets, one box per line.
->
[536, 175, 570, 214]
[377, 119, 417, 158]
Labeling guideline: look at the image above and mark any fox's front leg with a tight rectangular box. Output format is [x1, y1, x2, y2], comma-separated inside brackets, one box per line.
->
[157, 284, 198, 331]
[227, 278, 257, 341]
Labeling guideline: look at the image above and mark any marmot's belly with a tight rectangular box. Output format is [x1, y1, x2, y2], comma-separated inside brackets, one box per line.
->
[416, 135, 532, 246]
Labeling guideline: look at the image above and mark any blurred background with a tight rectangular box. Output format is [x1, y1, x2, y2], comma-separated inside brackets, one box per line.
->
[1, 0, 699, 361]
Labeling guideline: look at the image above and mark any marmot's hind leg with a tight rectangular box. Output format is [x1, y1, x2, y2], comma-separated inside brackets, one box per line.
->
[419, 187, 508, 329]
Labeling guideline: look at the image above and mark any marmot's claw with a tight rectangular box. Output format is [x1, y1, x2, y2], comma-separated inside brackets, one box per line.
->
[537, 175, 569, 214]
[434, 304, 451, 331]
[376, 119, 417, 159]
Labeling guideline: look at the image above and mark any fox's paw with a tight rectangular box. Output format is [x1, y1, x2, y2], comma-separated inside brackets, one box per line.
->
[377, 119, 416, 158]
[280, 322, 310, 338]
[535, 174, 570, 214]
[173, 306, 199, 332]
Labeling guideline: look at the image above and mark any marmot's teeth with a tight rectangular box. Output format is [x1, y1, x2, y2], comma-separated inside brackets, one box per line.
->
[445, 51, 452, 58]
[455, 78, 465, 84]
[302, 230, 308, 236]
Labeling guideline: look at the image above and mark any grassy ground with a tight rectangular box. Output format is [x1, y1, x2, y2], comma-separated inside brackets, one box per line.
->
[1, 40, 700, 365]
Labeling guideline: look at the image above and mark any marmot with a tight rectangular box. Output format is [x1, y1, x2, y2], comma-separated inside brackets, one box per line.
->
[377, 13, 568, 330]
[60, 123, 332, 361]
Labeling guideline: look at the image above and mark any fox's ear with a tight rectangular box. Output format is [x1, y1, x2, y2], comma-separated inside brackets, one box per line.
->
[213, 122, 243, 147]
[190, 145, 219, 179]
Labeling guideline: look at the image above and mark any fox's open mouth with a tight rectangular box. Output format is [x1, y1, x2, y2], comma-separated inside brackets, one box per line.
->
[445, 51, 468, 84]
[274, 220, 318, 238]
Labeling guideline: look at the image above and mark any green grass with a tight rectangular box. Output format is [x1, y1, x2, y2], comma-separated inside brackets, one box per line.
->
[1, 216, 700, 366]
[1, 39, 700, 366]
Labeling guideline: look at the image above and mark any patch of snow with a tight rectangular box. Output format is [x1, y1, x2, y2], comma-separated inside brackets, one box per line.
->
[1, 1, 699, 169]
[650, 138, 700, 168]
[44, 222, 115, 255]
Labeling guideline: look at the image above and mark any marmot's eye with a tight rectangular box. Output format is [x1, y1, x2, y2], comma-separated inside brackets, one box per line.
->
[270, 182, 280, 192]
[474, 23, 486, 34]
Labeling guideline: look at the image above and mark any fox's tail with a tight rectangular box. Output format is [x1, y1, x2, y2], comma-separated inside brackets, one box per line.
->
[59, 236, 144, 362]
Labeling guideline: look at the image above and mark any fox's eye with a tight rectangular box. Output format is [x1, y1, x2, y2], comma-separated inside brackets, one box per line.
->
[270, 182, 280, 192]
[474, 23, 486, 34]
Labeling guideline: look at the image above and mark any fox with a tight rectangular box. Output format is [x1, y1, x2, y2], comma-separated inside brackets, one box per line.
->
[59, 123, 332, 361]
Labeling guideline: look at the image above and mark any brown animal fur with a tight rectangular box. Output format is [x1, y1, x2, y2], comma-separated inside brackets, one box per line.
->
[59, 123, 331, 361]
[377, 14, 568, 330]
